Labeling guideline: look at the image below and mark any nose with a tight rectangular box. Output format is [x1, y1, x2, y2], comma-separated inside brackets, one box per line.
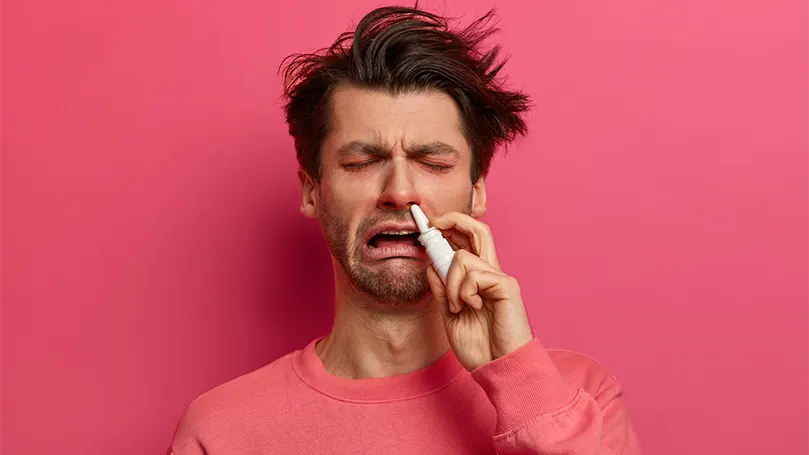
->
[377, 157, 421, 211]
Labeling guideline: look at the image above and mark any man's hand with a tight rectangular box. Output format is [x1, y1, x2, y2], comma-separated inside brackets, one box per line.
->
[425, 212, 534, 371]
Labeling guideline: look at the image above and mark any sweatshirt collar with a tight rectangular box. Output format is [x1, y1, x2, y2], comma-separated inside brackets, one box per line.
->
[292, 337, 465, 403]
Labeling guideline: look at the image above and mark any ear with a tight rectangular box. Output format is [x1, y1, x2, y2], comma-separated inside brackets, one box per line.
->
[470, 176, 487, 218]
[298, 168, 318, 218]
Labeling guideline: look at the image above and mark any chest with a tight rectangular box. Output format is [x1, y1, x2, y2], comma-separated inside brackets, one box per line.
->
[208, 387, 500, 454]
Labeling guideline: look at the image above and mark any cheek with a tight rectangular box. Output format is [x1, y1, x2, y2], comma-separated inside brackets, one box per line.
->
[320, 179, 372, 236]
[418, 173, 473, 207]
[324, 176, 374, 212]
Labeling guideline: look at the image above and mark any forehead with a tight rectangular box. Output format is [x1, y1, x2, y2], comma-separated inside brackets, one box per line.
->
[323, 86, 470, 156]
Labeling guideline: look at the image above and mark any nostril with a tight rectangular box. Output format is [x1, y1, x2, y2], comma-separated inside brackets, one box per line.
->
[377, 197, 417, 210]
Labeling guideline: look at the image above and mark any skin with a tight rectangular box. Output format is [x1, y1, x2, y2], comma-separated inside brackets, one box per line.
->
[299, 85, 533, 376]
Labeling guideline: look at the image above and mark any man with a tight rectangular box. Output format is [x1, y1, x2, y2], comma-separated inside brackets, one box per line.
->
[169, 6, 641, 454]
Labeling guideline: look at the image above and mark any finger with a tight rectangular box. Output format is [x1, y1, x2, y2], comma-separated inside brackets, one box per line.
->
[430, 212, 500, 269]
[445, 250, 502, 313]
[444, 253, 465, 314]
[425, 265, 452, 321]
[459, 270, 486, 310]
[441, 229, 472, 252]
[460, 269, 514, 309]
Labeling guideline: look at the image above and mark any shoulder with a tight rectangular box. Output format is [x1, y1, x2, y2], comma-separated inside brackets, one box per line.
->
[545, 348, 624, 399]
[172, 351, 299, 438]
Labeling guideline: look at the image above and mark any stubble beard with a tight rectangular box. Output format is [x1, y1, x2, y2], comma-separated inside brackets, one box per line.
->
[318, 205, 429, 307]
[317, 193, 473, 307]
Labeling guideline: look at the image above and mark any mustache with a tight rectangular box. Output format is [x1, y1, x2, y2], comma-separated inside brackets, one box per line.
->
[356, 210, 414, 237]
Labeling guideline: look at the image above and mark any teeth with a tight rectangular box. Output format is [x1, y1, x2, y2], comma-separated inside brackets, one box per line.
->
[380, 230, 417, 235]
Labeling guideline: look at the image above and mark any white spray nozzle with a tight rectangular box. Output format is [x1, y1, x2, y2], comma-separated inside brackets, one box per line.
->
[410, 204, 431, 234]
[410, 204, 455, 284]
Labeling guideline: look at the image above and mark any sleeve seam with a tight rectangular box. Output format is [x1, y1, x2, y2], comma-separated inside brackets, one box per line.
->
[592, 375, 623, 406]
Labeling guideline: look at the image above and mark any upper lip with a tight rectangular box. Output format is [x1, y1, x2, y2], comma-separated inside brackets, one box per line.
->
[362, 222, 420, 245]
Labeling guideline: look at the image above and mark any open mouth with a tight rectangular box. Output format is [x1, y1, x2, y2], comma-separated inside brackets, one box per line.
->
[367, 231, 421, 249]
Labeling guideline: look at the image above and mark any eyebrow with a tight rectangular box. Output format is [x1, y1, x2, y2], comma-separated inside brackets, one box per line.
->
[406, 141, 461, 158]
[335, 140, 460, 159]
[335, 141, 389, 158]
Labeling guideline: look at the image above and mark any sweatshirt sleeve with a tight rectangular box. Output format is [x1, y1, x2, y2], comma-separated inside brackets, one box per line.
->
[470, 338, 641, 455]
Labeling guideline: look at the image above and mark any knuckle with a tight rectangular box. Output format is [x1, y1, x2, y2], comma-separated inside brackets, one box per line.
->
[454, 249, 473, 262]
[467, 269, 484, 281]
[459, 286, 472, 298]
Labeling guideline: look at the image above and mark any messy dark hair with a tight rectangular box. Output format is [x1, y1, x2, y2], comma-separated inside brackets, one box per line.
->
[280, 5, 529, 182]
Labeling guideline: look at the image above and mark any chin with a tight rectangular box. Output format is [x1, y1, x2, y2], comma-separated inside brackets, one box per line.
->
[349, 260, 431, 306]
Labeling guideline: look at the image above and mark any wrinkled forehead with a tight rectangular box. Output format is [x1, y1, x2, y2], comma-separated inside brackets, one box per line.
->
[322, 86, 472, 159]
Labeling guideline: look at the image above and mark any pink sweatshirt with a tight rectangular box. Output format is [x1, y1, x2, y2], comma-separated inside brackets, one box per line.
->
[169, 337, 641, 454]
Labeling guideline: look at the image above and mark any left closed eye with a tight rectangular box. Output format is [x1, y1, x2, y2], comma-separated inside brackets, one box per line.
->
[421, 162, 451, 172]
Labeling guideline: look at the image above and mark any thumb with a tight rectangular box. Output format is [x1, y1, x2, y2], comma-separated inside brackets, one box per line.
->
[426, 265, 452, 321]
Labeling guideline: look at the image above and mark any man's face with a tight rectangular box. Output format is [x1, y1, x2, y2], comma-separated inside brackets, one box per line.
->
[301, 86, 486, 306]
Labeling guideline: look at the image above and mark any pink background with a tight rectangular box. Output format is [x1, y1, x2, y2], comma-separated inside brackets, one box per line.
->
[2, 0, 807, 453]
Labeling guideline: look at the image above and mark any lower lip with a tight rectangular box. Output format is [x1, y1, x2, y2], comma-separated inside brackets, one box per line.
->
[363, 243, 426, 260]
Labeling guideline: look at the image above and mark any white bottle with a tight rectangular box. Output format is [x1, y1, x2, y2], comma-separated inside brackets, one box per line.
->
[410, 204, 455, 284]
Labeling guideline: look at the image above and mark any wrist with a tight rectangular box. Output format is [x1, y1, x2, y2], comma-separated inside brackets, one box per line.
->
[492, 326, 534, 360]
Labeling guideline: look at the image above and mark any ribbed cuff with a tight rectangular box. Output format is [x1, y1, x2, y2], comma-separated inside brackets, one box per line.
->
[470, 338, 578, 434]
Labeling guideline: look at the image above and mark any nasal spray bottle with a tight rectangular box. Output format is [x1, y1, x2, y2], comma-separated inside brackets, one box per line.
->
[410, 205, 455, 284]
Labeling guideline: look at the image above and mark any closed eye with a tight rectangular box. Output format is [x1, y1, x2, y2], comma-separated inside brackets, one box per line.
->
[342, 159, 452, 173]
[421, 161, 452, 173]
[342, 160, 380, 171]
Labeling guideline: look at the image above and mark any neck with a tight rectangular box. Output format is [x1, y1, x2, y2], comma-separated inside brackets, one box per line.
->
[315, 266, 450, 380]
